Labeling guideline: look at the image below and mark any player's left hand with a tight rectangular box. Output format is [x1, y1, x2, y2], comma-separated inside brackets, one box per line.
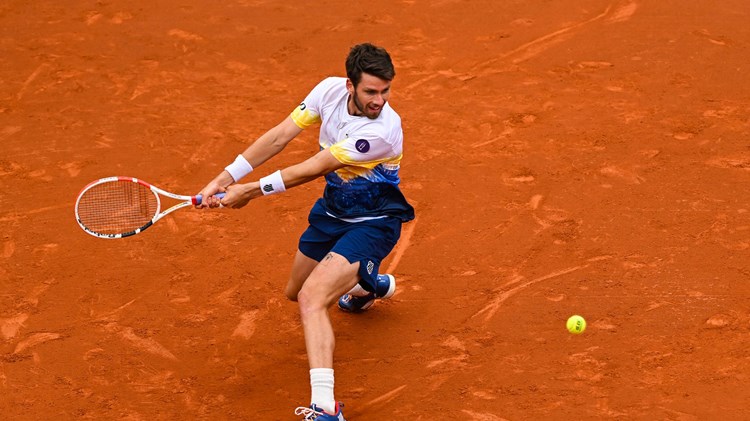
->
[220, 182, 260, 209]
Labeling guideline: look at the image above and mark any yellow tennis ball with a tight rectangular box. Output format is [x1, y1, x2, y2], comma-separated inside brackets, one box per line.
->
[566, 315, 586, 334]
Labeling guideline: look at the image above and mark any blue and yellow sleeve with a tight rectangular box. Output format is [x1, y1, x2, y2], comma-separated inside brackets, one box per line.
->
[290, 103, 320, 129]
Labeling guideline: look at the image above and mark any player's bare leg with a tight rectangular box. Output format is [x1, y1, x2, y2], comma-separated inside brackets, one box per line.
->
[285, 250, 320, 301]
[295, 252, 358, 414]
[297, 252, 358, 367]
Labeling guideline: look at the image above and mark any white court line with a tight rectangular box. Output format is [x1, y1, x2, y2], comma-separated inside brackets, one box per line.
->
[385, 216, 418, 275]
[16, 63, 49, 100]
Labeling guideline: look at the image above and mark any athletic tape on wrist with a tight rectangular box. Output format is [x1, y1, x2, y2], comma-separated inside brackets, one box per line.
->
[224, 154, 254, 182]
[259, 170, 286, 195]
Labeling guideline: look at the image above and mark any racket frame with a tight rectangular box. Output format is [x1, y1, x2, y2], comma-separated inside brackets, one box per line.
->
[75, 176, 204, 239]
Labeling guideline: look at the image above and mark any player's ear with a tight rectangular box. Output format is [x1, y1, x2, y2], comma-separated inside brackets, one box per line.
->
[346, 78, 355, 94]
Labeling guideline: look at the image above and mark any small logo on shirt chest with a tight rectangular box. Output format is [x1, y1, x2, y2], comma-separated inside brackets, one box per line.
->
[355, 139, 370, 153]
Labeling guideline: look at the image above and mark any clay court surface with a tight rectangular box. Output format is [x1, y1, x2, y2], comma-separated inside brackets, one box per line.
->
[2, 0, 749, 419]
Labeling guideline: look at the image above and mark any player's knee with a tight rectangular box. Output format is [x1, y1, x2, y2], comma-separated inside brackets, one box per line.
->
[296, 287, 325, 318]
[285, 281, 300, 302]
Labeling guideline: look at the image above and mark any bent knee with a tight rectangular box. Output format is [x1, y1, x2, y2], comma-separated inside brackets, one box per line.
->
[296, 288, 327, 317]
[285, 282, 300, 302]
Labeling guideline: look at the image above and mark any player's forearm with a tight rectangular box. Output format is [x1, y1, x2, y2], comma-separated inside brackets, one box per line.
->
[240, 117, 302, 169]
[226, 149, 340, 203]
[226, 164, 317, 201]
[218, 119, 299, 186]
[240, 129, 288, 168]
[212, 137, 276, 187]
[212, 170, 237, 188]
[280, 149, 343, 189]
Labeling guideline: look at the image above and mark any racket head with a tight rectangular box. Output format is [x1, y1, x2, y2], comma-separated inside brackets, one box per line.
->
[75, 177, 161, 239]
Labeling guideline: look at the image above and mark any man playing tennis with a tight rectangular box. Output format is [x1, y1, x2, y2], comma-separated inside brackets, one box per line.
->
[197, 43, 414, 420]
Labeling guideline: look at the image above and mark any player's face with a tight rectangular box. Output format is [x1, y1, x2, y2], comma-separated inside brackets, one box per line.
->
[347, 73, 391, 119]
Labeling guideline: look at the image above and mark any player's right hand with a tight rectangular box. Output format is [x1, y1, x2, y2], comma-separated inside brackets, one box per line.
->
[196, 182, 226, 209]
[196, 170, 237, 208]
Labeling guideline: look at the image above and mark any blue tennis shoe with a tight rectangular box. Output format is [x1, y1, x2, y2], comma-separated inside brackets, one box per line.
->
[295, 402, 346, 420]
[338, 274, 395, 313]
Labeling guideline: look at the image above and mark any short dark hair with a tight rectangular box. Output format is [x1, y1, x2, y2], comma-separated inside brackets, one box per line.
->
[345, 43, 395, 86]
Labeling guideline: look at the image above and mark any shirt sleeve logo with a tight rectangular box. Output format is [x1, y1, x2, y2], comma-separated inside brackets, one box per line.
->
[299, 102, 306, 110]
[355, 139, 370, 153]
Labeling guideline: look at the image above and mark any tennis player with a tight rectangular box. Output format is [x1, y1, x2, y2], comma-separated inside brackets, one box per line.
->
[197, 43, 414, 420]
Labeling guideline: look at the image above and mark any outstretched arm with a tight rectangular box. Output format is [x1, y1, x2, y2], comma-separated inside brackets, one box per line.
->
[217, 148, 345, 209]
[197, 116, 304, 207]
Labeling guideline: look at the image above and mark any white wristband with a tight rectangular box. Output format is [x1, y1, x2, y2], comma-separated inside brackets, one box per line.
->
[259, 170, 286, 195]
[224, 154, 254, 182]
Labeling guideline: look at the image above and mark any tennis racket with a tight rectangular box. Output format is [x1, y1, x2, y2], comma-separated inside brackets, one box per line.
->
[75, 176, 224, 239]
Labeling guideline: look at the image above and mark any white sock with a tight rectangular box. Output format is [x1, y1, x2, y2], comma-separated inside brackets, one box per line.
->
[346, 283, 368, 297]
[310, 368, 335, 414]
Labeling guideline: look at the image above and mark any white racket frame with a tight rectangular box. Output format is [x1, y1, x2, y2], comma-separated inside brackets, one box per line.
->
[75, 176, 208, 239]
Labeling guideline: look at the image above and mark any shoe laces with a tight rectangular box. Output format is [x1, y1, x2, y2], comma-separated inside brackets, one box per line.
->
[294, 406, 322, 419]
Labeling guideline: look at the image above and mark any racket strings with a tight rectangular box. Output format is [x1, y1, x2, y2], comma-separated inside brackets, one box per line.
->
[77, 181, 158, 234]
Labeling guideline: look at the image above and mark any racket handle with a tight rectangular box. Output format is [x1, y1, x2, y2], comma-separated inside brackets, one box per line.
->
[193, 192, 226, 206]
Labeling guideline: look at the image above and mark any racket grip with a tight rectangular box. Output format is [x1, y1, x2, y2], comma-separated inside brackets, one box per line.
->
[193, 192, 226, 206]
